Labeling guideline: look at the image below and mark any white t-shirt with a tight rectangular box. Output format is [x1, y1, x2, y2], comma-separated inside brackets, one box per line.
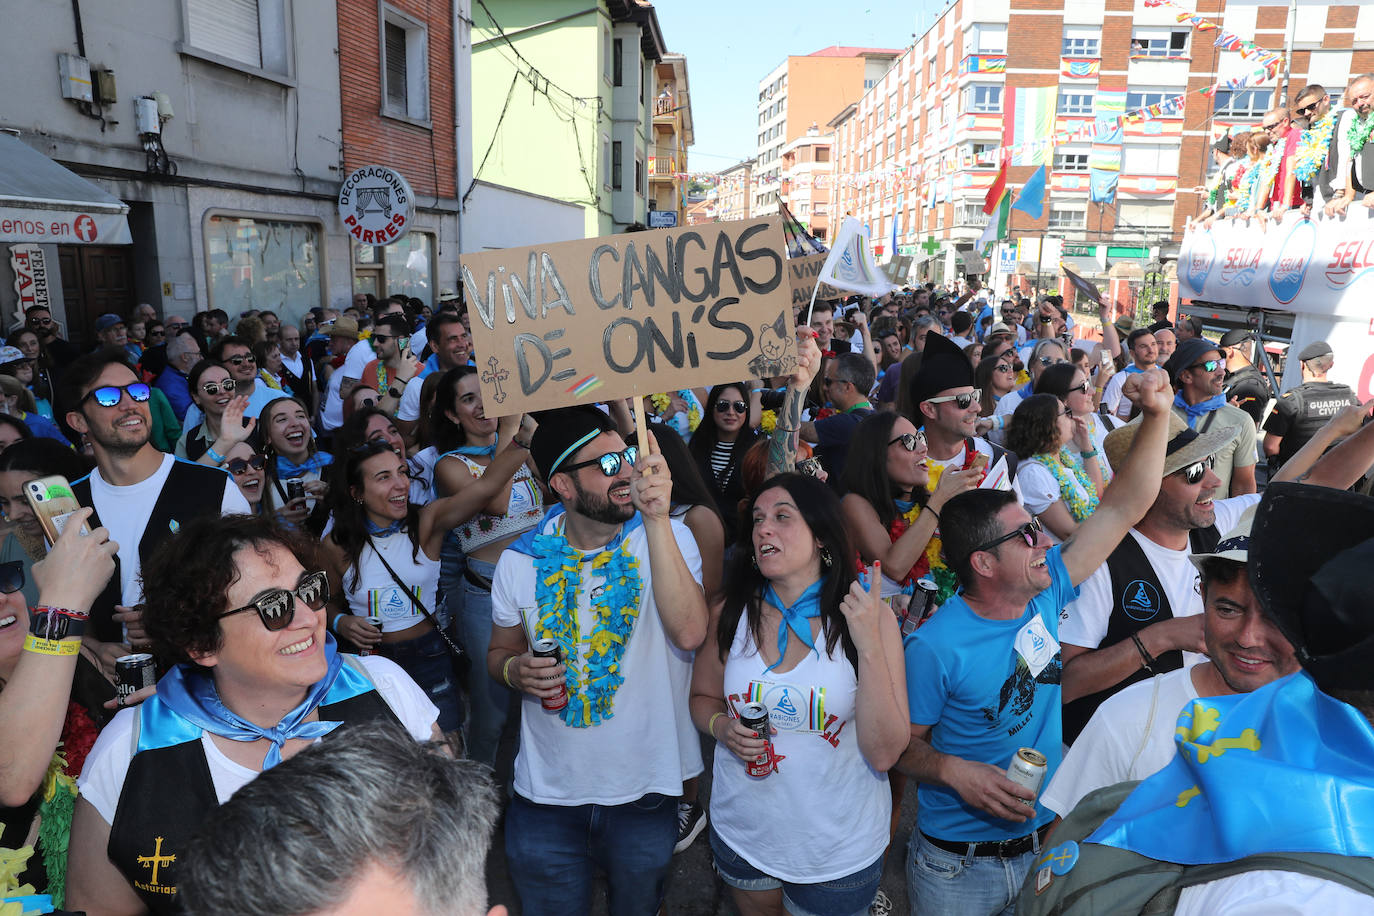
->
[320, 368, 346, 431]
[396, 371, 425, 422]
[91, 454, 251, 607]
[1060, 495, 1260, 668]
[408, 324, 428, 359]
[926, 437, 1024, 505]
[1176, 872, 1373, 915]
[77, 654, 438, 825]
[408, 447, 438, 505]
[491, 514, 705, 806]
[989, 387, 1024, 446]
[1100, 368, 1145, 422]
[321, 339, 374, 429]
[1041, 665, 1201, 817]
[1017, 458, 1094, 546]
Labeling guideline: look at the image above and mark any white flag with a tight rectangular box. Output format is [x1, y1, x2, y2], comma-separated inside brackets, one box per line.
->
[816, 217, 896, 297]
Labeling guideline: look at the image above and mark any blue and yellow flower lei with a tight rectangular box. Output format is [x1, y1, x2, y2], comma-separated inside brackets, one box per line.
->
[1293, 112, 1337, 184]
[531, 523, 643, 727]
[1034, 450, 1100, 522]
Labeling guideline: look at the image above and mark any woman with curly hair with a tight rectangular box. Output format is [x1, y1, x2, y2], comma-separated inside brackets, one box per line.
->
[1005, 392, 1104, 543]
[66, 513, 441, 915]
[689, 473, 908, 916]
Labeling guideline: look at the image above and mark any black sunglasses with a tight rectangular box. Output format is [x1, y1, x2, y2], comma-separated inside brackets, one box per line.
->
[994, 363, 1014, 373]
[218, 570, 329, 631]
[372, 334, 406, 344]
[1295, 100, 1322, 116]
[224, 354, 256, 366]
[82, 382, 151, 408]
[0, 560, 23, 595]
[227, 454, 266, 476]
[926, 389, 981, 410]
[968, 518, 1043, 557]
[715, 399, 747, 414]
[200, 379, 237, 396]
[1188, 359, 1222, 373]
[562, 445, 639, 478]
[1175, 455, 1217, 485]
[889, 431, 926, 451]
[1069, 380, 1092, 395]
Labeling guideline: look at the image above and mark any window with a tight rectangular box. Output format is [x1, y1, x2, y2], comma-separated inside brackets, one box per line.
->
[1117, 201, 1173, 233]
[1061, 28, 1100, 58]
[969, 142, 996, 162]
[602, 135, 612, 189]
[603, 26, 613, 80]
[967, 85, 1002, 113]
[380, 233, 436, 306]
[1054, 150, 1090, 171]
[1123, 143, 1180, 174]
[864, 78, 876, 89]
[635, 156, 644, 196]
[1058, 92, 1094, 115]
[816, 147, 830, 162]
[975, 24, 1007, 54]
[1049, 205, 1086, 230]
[1132, 29, 1190, 57]
[1126, 90, 1172, 111]
[955, 202, 990, 227]
[381, 7, 429, 121]
[206, 215, 322, 325]
[887, 136, 896, 157]
[186, 0, 289, 74]
[1214, 88, 1269, 119]
[613, 38, 623, 87]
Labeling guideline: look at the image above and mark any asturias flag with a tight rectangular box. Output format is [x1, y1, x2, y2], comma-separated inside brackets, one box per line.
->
[1011, 165, 1048, 221]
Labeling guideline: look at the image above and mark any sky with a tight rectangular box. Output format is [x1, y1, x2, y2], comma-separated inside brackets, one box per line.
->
[653, 0, 945, 174]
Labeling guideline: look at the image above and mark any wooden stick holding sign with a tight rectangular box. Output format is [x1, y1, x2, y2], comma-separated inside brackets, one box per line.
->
[459, 217, 798, 417]
[631, 396, 657, 474]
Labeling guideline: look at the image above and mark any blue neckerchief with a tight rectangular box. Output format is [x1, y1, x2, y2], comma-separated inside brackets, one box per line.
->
[1174, 392, 1226, 429]
[154, 634, 345, 768]
[453, 442, 496, 458]
[894, 498, 916, 514]
[508, 504, 645, 558]
[1017, 381, 1035, 398]
[761, 579, 823, 673]
[276, 451, 333, 479]
[365, 518, 404, 536]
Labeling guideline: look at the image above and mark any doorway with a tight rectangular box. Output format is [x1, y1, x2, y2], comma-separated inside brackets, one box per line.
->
[57, 245, 136, 351]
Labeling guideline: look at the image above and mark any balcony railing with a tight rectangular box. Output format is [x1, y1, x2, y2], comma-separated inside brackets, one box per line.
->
[654, 97, 676, 118]
[649, 156, 676, 178]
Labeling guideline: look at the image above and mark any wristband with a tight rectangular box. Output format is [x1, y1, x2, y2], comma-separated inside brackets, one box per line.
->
[511, 437, 532, 450]
[33, 604, 90, 621]
[205, 446, 226, 465]
[922, 504, 941, 523]
[502, 654, 517, 688]
[1081, 449, 1098, 459]
[23, 633, 81, 657]
[1131, 632, 1157, 674]
[331, 613, 346, 633]
[707, 711, 725, 739]
[29, 606, 87, 642]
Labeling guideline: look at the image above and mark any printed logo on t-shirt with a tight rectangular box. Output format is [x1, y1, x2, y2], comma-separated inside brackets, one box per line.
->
[981, 644, 1062, 735]
[1122, 579, 1162, 622]
[367, 586, 418, 621]
[1014, 616, 1059, 678]
[728, 682, 850, 748]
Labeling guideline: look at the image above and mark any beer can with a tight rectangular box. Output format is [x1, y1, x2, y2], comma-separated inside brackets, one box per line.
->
[286, 477, 306, 503]
[737, 701, 775, 778]
[532, 638, 568, 711]
[358, 612, 383, 657]
[1007, 747, 1047, 807]
[116, 653, 157, 699]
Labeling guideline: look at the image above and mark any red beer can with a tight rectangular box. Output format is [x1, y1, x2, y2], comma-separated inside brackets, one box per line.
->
[738, 701, 775, 778]
[532, 638, 568, 711]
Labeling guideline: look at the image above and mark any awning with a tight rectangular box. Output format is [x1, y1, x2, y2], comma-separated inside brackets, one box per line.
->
[0, 134, 131, 245]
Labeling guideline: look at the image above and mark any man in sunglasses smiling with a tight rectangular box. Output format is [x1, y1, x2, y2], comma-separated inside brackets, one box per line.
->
[487, 406, 707, 916]
[61, 350, 251, 683]
[1162, 336, 1257, 498]
[360, 314, 422, 417]
[898, 368, 1176, 916]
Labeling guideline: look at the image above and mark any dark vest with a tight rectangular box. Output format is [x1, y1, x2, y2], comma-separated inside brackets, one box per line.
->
[107, 658, 400, 914]
[1063, 525, 1220, 745]
[73, 460, 232, 643]
[1223, 365, 1271, 428]
[1274, 381, 1361, 468]
[967, 437, 1020, 483]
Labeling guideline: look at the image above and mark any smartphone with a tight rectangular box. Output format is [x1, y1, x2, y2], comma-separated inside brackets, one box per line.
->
[1100, 349, 1113, 369]
[24, 475, 91, 546]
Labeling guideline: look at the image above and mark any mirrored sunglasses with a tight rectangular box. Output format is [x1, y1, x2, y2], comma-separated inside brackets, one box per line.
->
[218, 570, 329, 631]
[83, 382, 152, 408]
[714, 399, 747, 414]
[1176, 455, 1217, 485]
[889, 431, 927, 451]
[563, 445, 639, 478]
[0, 560, 24, 595]
[201, 379, 237, 396]
[1189, 359, 1222, 373]
[926, 389, 981, 410]
[969, 517, 1044, 556]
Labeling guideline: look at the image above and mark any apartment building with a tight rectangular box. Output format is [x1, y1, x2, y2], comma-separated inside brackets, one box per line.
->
[715, 159, 755, 222]
[830, 0, 1374, 290]
[754, 47, 900, 216]
[648, 53, 695, 228]
[779, 128, 835, 242]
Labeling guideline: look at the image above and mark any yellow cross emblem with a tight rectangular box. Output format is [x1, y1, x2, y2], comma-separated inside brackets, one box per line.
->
[137, 836, 176, 887]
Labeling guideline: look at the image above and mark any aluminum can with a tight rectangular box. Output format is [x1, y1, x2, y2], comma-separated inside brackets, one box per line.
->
[116, 653, 157, 699]
[532, 638, 568, 711]
[738, 701, 775, 778]
[1007, 747, 1047, 807]
[286, 478, 306, 503]
[358, 612, 383, 656]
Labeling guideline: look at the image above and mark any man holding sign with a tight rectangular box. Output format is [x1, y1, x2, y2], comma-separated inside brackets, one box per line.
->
[487, 407, 707, 916]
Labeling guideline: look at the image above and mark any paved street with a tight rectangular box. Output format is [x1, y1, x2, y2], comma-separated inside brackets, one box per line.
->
[485, 727, 918, 914]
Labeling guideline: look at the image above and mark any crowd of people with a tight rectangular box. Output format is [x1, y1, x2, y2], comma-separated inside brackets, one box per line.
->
[1, 266, 1372, 916]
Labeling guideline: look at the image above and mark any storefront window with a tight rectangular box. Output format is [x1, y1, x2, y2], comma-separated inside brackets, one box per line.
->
[206, 215, 323, 329]
[382, 233, 434, 306]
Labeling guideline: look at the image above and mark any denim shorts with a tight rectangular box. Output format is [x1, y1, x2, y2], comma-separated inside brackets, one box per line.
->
[709, 825, 882, 916]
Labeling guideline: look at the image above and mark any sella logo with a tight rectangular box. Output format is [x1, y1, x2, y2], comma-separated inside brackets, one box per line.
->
[1268, 220, 1316, 305]
[1218, 247, 1262, 286]
[1323, 239, 1374, 289]
[1182, 233, 1215, 294]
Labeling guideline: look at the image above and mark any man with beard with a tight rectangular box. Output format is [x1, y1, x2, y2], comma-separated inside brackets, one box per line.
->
[486, 407, 706, 916]
[1164, 337, 1258, 497]
[360, 314, 422, 416]
[61, 350, 250, 682]
[1325, 73, 1374, 213]
[25, 305, 80, 367]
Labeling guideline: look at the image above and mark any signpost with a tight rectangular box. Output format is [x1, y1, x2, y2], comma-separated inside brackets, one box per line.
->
[460, 217, 798, 415]
[647, 210, 678, 229]
[338, 165, 416, 245]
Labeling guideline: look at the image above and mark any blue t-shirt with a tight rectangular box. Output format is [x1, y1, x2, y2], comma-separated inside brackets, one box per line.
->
[905, 544, 1078, 841]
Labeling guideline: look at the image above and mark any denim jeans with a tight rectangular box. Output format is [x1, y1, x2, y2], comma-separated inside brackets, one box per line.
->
[505, 791, 677, 916]
[710, 825, 882, 916]
[459, 555, 509, 765]
[905, 830, 1039, 916]
[376, 625, 463, 733]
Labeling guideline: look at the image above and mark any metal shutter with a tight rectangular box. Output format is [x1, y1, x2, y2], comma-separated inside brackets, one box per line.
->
[188, 0, 262, 68]
[385, 22, 408, 110]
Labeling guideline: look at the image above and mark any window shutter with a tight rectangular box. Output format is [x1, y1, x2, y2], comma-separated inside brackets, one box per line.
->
[385, 22, 408, 109]
[188, 0, 262, 68]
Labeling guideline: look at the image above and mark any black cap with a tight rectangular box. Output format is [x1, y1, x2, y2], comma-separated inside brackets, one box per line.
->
[1299, 340, 1333, 362]
[1219, 328, 1252, 347]
[907, 331, 976, 408]
[1250, 483, 1374, 693]
[529, 406, 615, 482]
[1162, 336, 1222, 381]
[1212, 135, 1232, 155]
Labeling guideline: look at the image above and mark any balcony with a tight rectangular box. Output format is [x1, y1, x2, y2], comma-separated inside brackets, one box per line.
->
[649, 156, 677, 181]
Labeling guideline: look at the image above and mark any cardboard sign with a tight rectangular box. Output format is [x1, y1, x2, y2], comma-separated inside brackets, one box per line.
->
[460, 217, 797, 414]
[788, 253, 843, 308]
